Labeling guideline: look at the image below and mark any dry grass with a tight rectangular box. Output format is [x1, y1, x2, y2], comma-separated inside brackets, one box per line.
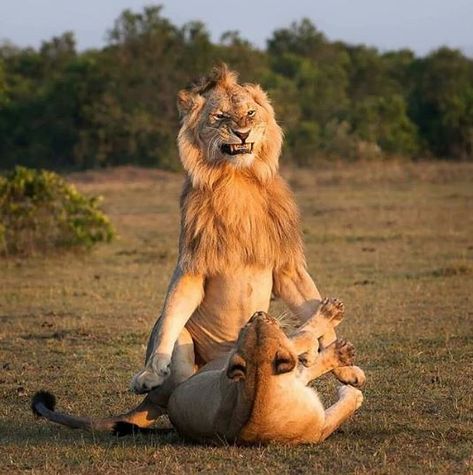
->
[1, 161, 472, 474]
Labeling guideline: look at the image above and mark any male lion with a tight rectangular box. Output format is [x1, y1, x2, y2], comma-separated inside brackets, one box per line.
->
[133, 65, 322, 395]
[32, 299, 364, 443]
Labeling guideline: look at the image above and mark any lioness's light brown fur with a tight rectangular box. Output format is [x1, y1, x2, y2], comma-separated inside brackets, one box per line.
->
[32, 299, 365, 444]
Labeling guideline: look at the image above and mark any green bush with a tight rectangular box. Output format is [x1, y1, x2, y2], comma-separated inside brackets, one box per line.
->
[0, 166, 115, 255]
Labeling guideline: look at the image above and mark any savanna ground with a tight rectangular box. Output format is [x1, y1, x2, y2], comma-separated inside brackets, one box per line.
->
[0, 161, 472, 474]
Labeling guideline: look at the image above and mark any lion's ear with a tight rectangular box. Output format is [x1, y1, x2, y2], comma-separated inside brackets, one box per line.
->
[177, 89, 202, 117]
[244, 84, 275, 116]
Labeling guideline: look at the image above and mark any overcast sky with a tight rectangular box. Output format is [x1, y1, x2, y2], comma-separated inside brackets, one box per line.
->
[1, 0, 472, 57]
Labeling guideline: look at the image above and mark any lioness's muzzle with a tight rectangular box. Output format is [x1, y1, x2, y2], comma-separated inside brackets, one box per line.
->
[248, 311, 277, 325]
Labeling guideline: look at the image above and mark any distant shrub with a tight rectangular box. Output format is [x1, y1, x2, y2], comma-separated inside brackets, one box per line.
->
[0, 166, 115, 255]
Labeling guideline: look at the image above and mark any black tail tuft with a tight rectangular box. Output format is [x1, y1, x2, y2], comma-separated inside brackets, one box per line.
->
[112, 421, 141, 436]
[31, 390, 56, 417]
[112, 421, 174, 437]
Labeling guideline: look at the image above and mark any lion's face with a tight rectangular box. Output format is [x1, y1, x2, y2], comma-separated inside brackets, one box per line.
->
[177, 65, 283, 186]
[198, 86, 267, 168]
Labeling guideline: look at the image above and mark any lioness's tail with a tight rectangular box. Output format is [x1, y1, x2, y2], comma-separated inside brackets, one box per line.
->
[32, 391, 118, 431]
[31, 391, 165, 433]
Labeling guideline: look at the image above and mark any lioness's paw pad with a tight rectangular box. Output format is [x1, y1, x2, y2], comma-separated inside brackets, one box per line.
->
[334, 338, 355, 366]
[318, 298, 344, 324]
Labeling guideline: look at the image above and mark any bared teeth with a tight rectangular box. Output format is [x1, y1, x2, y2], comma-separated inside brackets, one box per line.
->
[221, 143, 254, 155]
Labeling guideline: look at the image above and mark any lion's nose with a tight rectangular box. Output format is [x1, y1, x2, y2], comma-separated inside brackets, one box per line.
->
[232, 129, 250, 143]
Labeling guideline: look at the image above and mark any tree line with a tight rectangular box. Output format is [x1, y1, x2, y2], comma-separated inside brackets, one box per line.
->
[1, 6, 472, 170]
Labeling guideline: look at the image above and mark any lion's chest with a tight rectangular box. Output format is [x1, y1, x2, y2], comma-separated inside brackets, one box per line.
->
[185, 267, 273, 362]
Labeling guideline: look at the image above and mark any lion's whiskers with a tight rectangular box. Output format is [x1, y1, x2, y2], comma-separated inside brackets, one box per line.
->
[206, 135, 218, 161]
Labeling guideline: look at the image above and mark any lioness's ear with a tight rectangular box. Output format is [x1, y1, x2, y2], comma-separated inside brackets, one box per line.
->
[226, 353, 247, 381]
[274, 350, 296, 375]
[177, 89, 201, 117]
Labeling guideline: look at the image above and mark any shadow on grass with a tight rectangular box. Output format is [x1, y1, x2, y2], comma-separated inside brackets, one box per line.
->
[0, 419, 185, 448]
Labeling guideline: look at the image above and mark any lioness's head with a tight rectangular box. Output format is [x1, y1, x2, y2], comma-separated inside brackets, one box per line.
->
[177, 64, 283, 187]
[226, 311, 297, 384]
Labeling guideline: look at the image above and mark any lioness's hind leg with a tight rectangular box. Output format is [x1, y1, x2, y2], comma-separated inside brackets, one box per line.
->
[319, 385, 363, 442]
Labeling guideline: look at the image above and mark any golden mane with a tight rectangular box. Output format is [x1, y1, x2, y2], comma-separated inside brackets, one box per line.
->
[179, 173, 305, 275]
[176, 65, 305, 276]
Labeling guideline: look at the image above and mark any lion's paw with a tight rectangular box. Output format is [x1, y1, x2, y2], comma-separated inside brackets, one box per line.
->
[318, 297, 345, 326]
[131, 354, 172, 394]
[334, 338, 356, 366]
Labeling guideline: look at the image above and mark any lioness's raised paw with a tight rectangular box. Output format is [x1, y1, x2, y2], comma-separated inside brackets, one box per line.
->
[333, 365, 366, 388]
[334, 338, 356, 367]
[318, 297, 345, 327]
[131, 354, 172, 394]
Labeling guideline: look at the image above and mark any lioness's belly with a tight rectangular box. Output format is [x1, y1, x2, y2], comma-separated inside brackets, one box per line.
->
[185, 267, 273, 362]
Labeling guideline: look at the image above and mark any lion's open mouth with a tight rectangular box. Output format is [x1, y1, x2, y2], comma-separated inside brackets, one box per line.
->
[221, 143, 254, 155]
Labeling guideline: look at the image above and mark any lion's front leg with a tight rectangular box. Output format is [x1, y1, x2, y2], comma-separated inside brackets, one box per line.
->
[132, 267, 204, 394]
[273, 265, 321, 323]
[109, 328, 198, 436]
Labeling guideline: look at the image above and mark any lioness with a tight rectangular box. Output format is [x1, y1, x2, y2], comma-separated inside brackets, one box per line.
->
[32, 299, 364, 444]
[125, 65, 351, 427]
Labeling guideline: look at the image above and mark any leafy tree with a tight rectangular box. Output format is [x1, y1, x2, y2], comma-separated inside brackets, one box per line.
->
[0, 7, 472, 169]
[408, 48, 473, 159]
[351, 95, 420, 155]
[268, 19, 326, 58]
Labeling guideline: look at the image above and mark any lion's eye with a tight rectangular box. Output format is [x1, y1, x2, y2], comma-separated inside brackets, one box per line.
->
[247, 110, 256, 117]
[214, 113, 226, 120]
